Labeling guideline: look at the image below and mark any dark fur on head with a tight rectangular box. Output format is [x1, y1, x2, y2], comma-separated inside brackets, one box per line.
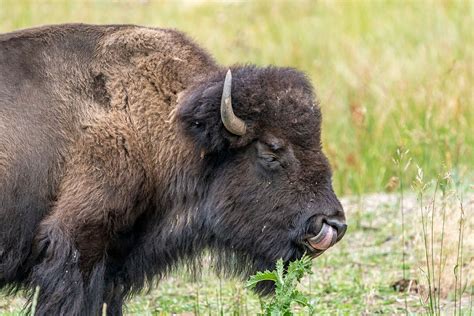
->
[178, 66, 319, 152]
[0, 24, 345, 315]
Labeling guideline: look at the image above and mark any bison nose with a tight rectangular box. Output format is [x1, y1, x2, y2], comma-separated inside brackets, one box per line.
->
[305, 214, 347, 251]
[325, 218, 347, 242]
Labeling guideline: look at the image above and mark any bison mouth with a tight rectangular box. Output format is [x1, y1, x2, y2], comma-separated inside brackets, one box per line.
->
[303, 223, 338, 257]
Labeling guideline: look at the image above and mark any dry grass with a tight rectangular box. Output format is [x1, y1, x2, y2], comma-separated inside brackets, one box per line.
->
[411, 172, 473, 314]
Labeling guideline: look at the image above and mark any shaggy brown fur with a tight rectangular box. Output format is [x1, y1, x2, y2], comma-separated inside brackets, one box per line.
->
[0, 24, 346, 315]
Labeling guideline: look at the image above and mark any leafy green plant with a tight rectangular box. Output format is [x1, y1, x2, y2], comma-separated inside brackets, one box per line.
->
[246, 255, 314, 315]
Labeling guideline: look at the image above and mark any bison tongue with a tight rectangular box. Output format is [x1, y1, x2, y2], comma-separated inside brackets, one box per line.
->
[308, 223, 337, 251]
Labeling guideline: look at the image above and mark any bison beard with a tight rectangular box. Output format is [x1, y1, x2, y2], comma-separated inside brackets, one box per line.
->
[0, 24, 346, 315]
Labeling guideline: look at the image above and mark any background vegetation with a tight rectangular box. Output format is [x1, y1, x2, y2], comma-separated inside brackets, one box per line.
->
[0, 0, 472, 315]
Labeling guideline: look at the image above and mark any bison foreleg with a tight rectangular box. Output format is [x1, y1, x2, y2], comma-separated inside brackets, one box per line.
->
[27, 220, 105, 316]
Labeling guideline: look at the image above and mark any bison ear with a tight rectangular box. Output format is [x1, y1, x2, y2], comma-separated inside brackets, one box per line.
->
[176, 79, 255, 153]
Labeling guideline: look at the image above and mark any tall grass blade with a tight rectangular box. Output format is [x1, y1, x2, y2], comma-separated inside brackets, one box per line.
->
[430, 180, 439, 314]
[30, 286, 40, 315]
[437, 175, 448, 316]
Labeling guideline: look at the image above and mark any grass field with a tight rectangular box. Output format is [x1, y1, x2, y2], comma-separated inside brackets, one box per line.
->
[0, 0, 473, 315]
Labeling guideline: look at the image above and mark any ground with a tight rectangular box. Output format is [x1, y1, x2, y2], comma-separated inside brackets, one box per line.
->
[1, 193, 472, 315]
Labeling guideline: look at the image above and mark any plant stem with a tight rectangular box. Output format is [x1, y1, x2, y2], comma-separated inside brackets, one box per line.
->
[431, 180, 439, 314]
[437, 185, 447, 316]
[420, 190, 434, 314]
[398, 155, 408, 315]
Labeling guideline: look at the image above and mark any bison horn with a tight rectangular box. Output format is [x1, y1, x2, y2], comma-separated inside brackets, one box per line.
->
[220, 69, 247, 136]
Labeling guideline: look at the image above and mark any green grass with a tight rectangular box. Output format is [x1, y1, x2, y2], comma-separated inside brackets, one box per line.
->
[0, 0, 472, 315]
[2, 192, 471, 315]
[0, 0, 472, 195]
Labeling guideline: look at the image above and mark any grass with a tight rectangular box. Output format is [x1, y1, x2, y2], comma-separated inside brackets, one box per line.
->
[0, 0, 472, 315]
[2, 190, 471, 315]
[0, 0, 472, 196]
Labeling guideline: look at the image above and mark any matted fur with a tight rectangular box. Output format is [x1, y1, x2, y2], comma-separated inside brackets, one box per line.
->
[0, 24, 345, 315]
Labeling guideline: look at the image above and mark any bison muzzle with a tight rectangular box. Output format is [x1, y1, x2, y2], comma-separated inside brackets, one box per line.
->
[0, 24, 346, 315]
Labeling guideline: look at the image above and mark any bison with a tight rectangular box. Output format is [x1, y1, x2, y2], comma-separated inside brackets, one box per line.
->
[0, 24, 346, 315]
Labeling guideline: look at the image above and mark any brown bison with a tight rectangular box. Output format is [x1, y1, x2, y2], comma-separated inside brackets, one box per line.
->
[0, 24, 346, 315]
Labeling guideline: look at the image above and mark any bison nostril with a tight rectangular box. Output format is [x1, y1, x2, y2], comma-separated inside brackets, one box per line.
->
[325, 218, 347, 241]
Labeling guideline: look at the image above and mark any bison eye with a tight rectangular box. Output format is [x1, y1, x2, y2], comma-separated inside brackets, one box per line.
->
[255, 139, 285, 171]
[262, 154, 277, 162]
[258, 153, 281, 170]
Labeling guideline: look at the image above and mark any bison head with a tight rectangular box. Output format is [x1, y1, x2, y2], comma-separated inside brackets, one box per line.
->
[177, 66, 346, 290]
